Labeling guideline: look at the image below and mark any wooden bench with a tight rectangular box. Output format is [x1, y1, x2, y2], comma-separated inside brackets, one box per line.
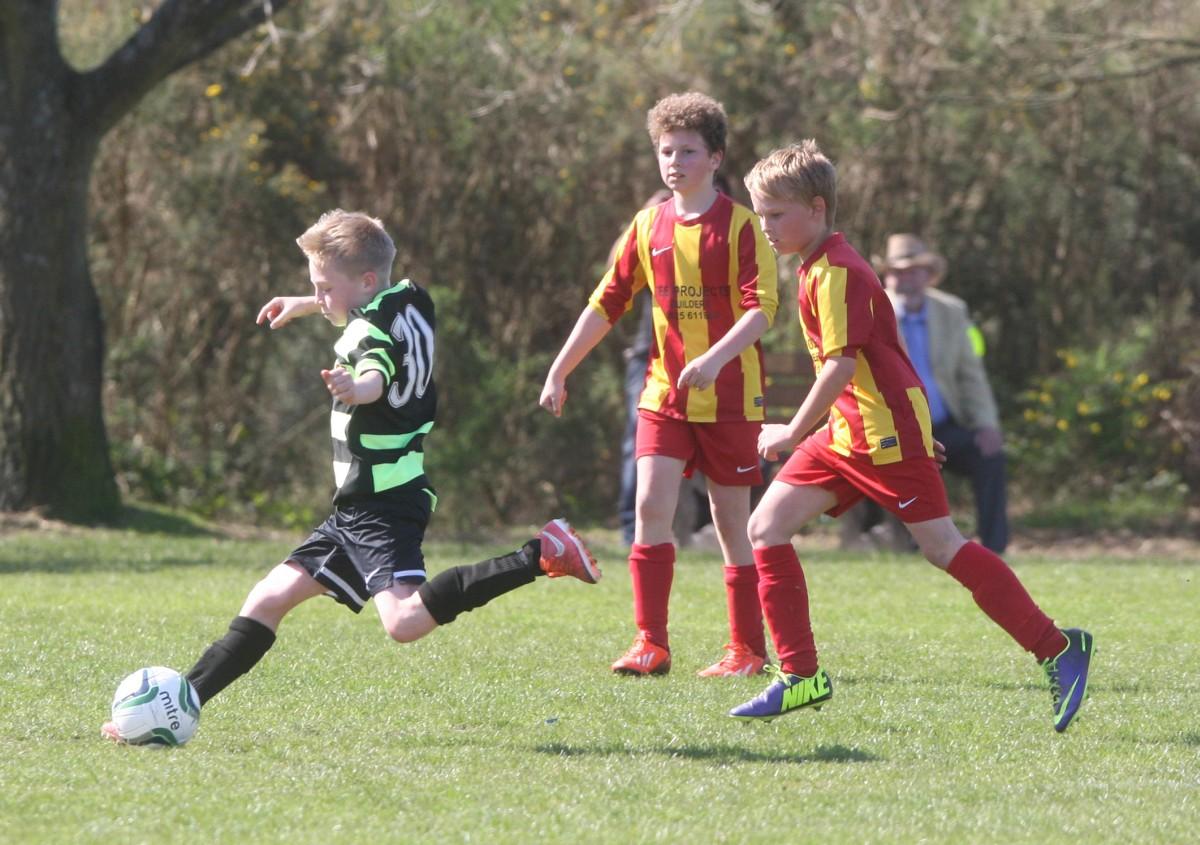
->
[763, 351, 813, 424]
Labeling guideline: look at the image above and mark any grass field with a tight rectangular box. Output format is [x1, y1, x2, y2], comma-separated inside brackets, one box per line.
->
[1, 514, 1197, 844]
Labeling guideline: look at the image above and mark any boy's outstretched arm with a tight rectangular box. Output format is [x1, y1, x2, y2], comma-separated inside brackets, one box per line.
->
[321, 367, 384, 406]
[257, 295, 321, 329]
[676, 309, 770, 391]
[539, 307, 612, 417]
[759, 355, 857, 461]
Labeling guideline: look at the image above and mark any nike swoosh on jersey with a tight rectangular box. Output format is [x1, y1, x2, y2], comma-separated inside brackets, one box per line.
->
[898, 497, 918, 509]
[651, 245, 673, 256]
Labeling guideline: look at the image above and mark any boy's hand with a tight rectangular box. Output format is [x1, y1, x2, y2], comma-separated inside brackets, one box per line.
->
[758, 423, 799, 462]
[321, 367, 383, 406]
[539, 375, 568, 417]
[257, 295, 319, 329]
[933, 437, 948, 466]
[677, 353, 721, 391]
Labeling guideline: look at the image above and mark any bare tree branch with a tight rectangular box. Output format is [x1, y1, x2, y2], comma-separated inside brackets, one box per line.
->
[70, 0, 296, 139]
[1058, 51, 1200, 86]
[0, 1, 68, 112]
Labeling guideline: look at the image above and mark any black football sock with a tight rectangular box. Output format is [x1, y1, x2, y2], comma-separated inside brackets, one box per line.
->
[185, 615, 276, 705]
[417, 540, 542, 625]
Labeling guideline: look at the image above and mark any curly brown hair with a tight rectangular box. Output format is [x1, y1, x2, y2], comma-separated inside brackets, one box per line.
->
[646, 92, 727, 154]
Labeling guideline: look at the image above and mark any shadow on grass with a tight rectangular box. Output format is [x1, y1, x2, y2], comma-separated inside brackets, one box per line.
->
[984, 679, 1142, 694]
[0, 502, 219, 538]
[535, 741, 880, 765]
[0, 504, 251, 575]
[110, 503, 222, 537]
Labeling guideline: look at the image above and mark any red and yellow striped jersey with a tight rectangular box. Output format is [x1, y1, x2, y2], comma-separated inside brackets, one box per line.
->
[588, 194, 778, 422]
[798, 233, 934, 465]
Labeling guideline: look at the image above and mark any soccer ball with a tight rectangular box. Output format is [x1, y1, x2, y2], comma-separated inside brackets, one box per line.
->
[110, 666, 201, 746]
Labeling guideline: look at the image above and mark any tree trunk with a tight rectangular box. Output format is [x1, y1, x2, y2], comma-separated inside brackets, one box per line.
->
[0, 55, 117, 520]
[0, 0, 294, 521]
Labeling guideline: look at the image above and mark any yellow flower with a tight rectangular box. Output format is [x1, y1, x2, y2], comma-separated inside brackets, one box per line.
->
[539, 10, 553, 22]
[1038, 391, 1053, 406]
[564, 65, 576, 77]
[1133, 413, 1149, 429]
[1089, 422, 1102, 434]
[1023, 409, 1039, 422]
[1132, 372, 1149, 388]
[784, 43, 798, 56]
[1076, 401, 1091, 416]
[1111, 371, 1125, 384]
[1064, 353, 1077, 369]
[205, 83, 223, 98]
[247, 161, 260, 173]
[1152, 386, 1172, 401]
[1056, 419, 1069, 431]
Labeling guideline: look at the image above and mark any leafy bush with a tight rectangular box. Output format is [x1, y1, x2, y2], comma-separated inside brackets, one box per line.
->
[56, 0, 1200, 529]
[1007, 317, 1194, 508]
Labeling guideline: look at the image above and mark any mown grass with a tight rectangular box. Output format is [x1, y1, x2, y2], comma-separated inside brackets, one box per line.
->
[0, 516, 1196, 844]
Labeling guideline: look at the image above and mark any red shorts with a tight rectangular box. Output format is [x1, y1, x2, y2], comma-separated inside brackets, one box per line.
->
[635, 409, 763, 487]
[774, 428, 949, 522]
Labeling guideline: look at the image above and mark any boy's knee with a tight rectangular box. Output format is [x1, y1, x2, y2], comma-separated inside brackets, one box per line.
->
[636, 498, 672, 529]
[384, 620, 422, 644]
[746, 510, 776, 547]
[379, 593, 438, 643]
[919, 538, 963, 570]
[381, 606, 425, 643]
[243, 579, 291, 619]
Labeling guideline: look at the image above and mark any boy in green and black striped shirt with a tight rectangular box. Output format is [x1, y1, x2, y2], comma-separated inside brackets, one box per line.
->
[102, 209, 600, 742]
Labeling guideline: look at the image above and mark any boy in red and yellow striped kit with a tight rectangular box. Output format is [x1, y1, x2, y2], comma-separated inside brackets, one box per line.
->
[729, 141, 1093, 733]
[541, 92, 778, 677]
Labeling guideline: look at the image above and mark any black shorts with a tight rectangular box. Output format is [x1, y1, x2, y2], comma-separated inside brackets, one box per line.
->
[288, 494, 432, 613]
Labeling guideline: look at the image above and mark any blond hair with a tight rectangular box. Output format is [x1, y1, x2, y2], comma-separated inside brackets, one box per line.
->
[744, 140, 837, 226]
[646, 92, 727, 154]
[296, 209, 396, 280]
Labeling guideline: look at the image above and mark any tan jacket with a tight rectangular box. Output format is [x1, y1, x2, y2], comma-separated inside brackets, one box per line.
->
[886, 287, 1000, 430]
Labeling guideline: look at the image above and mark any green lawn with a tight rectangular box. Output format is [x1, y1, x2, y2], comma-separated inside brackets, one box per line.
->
[0, 519, 1196, 844]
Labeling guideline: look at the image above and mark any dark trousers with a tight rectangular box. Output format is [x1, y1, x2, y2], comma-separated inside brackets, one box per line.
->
[934, 418, 1010, 554]
[618, 353, 647, 546]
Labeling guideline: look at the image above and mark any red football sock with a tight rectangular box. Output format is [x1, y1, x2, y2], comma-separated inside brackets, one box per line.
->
[946, 542, 1067, 661]
[724, 564, 766, 658]
[629, 542, 674, 649]
[754, 544, 818, 677]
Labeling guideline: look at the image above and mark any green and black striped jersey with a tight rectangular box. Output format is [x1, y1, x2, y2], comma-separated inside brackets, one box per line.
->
[329, 279, 437, 505]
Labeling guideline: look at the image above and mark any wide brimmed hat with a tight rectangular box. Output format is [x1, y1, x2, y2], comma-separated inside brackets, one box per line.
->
[872, 234, 947, 282]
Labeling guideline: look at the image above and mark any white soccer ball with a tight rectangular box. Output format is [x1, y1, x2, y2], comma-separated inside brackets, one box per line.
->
[110, 666, 201, 746]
